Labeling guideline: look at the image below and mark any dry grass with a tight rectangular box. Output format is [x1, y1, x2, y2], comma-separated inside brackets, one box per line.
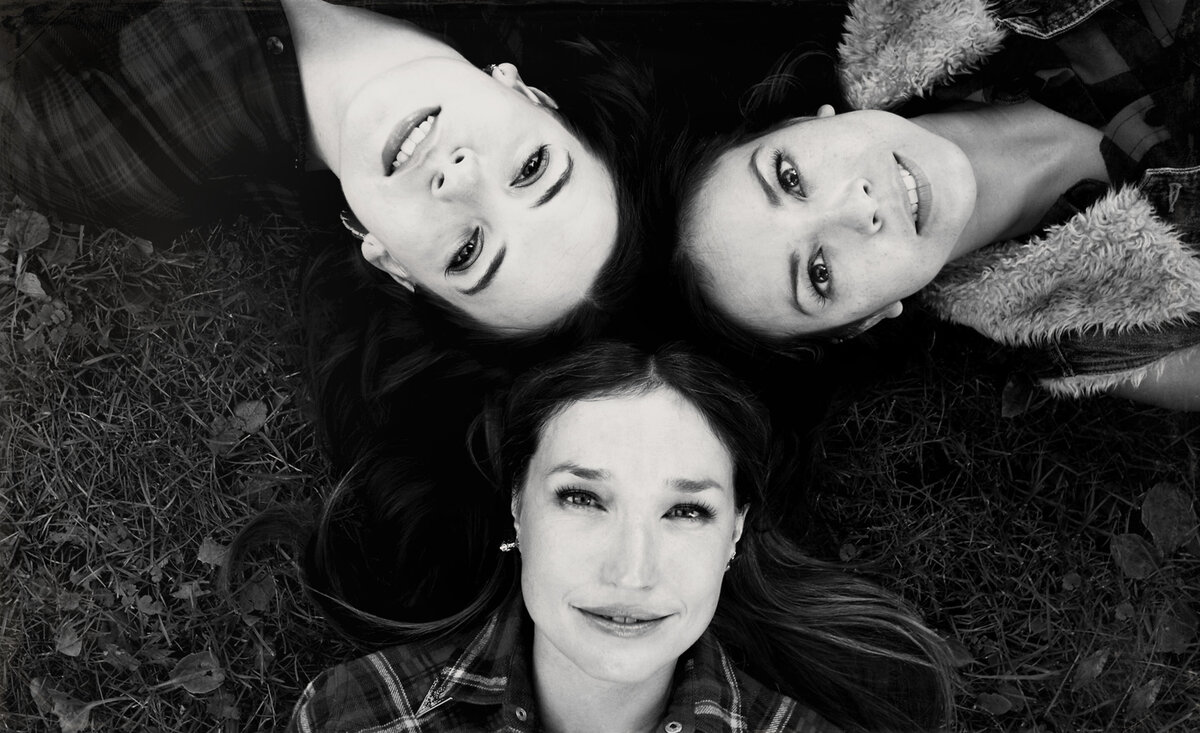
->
[2, 189, 1197, 732]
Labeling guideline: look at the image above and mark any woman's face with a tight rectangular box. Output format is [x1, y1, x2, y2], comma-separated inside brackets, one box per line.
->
[515, 387, 745, 687]
[685, 107, 976, 338]
[339, 59, 618, 333]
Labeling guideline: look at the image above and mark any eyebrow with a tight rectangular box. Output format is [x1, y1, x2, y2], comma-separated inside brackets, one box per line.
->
[671, 478, 726, 494]
[788, 251, 810, 315]
[546, 462, 611, 481]
[751, 146, 780, 207]
[462, 245, 507, 296]
[534, 152, 574, 208]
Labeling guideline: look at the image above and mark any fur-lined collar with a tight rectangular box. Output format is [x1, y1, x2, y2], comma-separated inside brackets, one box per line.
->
[838, 0, 1007, 110]
[837, 0, 1200, 395]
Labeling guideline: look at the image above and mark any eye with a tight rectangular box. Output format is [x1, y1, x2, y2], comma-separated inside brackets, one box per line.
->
[666, 503, 715, 522]
[447, 227, 483, 273]
[808, 248, 831, 298]
[556, 487, 602, 510]
[774, 150, 806, 197]
[513, 145, 549, 186]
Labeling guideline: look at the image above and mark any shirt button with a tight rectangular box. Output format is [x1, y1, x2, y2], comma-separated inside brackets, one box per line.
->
[665, 722, 683, 733]
[515, 707, 528, 722]
[265, 36, 285, 55]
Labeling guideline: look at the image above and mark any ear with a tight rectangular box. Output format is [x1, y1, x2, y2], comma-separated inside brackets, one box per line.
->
[816, 103, 836, 118]
[360, 234, 415, 293]
[856, 300, 904, 334]
[732, 505, 748, 546]
[490, 62, 560, 110]
[510, 492, 523, 535]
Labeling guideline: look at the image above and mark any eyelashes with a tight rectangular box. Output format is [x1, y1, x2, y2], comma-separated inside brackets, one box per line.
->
[772, 149, 807, 197]
[554, 487, 717, 522]
[446, 226, 483, 273]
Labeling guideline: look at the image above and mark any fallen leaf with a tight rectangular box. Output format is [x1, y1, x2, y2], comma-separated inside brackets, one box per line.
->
[1128, 677, 1162, 714]
[1061, 572, 1082, 591]
[1114, 601, 1136, 621]
[16, 272, 46, 298]
[1001, 374, 1035, 418]
[55, 623, 82, 657]
[1070, 648, 1110, 691]
[197, 537, 227, 567]
[233, 400, 268, 434]
[838, 543, 859, 562]
[977, 692, 1013, 715]
[1152, 600, 1197, 654]
[942, 636, 975, 668]
[6, 209, 50, 251]
[996, 684, 1026, 712]
[158, 650, 225, 695]
[101, 644, 140, 673]
[237, 574, 276, 614]
[135, 595, 163, 616]
[28, 678, 123, 733]
[1110, 534, 1158, 579]
[1141, 483, 1198, 555]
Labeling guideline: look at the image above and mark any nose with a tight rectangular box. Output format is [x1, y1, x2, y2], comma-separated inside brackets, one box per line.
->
[825, 178, 881, 236]
[600, 517, 658, 590]
[431, 147, 480, 199]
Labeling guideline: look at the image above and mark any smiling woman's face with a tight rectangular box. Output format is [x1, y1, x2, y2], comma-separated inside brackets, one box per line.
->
[338, 59, 618, 334]
[514, 387, 745, 686]
[684, 108, 976, 338]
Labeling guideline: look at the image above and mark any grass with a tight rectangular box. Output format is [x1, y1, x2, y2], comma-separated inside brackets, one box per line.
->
[2, 190, 1197, 732]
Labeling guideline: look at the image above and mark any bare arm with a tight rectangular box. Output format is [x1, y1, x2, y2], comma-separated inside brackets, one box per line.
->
[1108, 344, 1200, 411]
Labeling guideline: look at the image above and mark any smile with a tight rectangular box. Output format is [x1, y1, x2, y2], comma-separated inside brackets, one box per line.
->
[577, 607, 670, 638]
[382, 107, 440, 176]
[893, 153, 932, 234]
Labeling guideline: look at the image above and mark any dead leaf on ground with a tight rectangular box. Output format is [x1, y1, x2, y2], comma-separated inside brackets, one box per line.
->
[1141, 483, 1198, 555]
[29, 678, 124, 733]
[197, 537, 227, 567]
[6, 209, 50, 251]
[977, 692, 1014, 715]
[1152, 600, 1198, 654]
[156, 650, 226, 695]
[1111, 534, 1158, 579]
[54, 622, 82, 657]
[1070, 648, 1110, 691]
[16, 271, 46, 298]
[233, 400, 268, 434]
[1127, 677, 1163, 714]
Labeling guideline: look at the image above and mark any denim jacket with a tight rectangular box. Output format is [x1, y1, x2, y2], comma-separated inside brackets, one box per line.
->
[839, 0, 1200, 396]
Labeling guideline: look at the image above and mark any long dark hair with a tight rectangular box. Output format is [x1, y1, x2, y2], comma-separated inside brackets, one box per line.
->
[253, 341, 954, 731]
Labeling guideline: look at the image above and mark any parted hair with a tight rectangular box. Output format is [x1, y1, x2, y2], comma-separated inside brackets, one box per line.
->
[232, 341, 954, 732]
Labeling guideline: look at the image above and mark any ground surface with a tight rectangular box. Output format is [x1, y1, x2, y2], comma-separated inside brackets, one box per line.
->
[2, 196, 1197, 732]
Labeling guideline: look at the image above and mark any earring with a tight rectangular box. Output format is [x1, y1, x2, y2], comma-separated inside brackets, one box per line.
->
[499, 539, 519, 553]
[725, 547, 737, 571]
[482, 63, 499, 75]
[339, 209, 368, 241]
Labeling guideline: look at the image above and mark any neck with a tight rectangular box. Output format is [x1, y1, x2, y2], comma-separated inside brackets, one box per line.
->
[279, 0, 461, 173]
[914, 100, 1108, 260]
[532, 631, 675, 733]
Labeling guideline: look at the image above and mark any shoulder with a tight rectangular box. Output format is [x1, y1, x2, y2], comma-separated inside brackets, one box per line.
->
[731, 665, 844, 733]
[285, 635, 462, 733]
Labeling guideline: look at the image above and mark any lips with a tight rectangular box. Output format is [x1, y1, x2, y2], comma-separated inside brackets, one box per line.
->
[893, 152, 932, 234]
[577, 606, 671, 638]
[381, 106, 440, 176]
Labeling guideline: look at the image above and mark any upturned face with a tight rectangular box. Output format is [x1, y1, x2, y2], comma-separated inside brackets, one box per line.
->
[338, 59, 618, 333]
[685, 107, 976, 338]
[515, 387, 745, 687]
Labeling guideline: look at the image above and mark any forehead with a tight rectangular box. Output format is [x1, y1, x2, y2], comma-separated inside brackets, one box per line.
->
[531, 388, 733, 479]
[462, 146, 619, 333]
[685, 148, 801, 337]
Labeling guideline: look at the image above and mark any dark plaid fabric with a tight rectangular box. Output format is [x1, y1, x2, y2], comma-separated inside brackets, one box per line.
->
[287, 596, 840, 733]
[0, 1, 307, 241]
[925, 0, 1200, 381]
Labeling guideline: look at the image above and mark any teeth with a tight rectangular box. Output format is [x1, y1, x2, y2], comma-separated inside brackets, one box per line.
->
[896, 161, 919, 223]
[392, 115, 436, 171]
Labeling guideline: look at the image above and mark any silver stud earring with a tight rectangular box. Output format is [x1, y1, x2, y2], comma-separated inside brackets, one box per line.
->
[483, 63, 499, 75]
[725, 547, 737, 571]
[499, 539, 519, 553]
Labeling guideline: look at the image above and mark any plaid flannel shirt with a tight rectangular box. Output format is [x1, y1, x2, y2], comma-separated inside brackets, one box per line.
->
[0, 1, 307, 241]
[287, 596, 841, 733]
[922, 0, 1200, 380]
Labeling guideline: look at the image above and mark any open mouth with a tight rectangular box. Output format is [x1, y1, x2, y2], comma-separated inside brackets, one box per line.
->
[382, 107, 440, 176]
[578, 608, 669, 636]
[893, 153, 932, 234]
